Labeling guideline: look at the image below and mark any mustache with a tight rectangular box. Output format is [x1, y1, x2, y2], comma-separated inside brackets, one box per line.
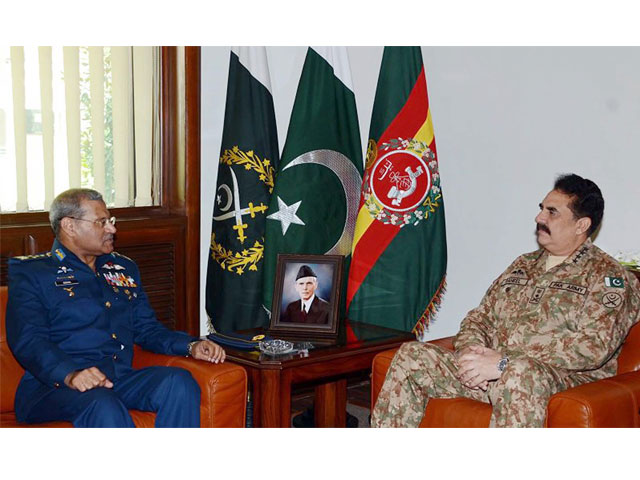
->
[536, 223, 550, 234]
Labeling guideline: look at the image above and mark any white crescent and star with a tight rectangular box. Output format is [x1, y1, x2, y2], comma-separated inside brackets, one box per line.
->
[266, 149, 362, 256]
[215, 183, 233, 213]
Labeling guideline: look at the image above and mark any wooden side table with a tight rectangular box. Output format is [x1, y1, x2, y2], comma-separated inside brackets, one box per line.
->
[224, 321, 414, 428]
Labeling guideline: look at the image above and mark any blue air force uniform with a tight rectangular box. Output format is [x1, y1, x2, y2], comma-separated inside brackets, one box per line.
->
[6, 239, 201, 427]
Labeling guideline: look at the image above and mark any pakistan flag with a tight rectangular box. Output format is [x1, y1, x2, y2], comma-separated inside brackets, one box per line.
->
[262, 47, 363, 317]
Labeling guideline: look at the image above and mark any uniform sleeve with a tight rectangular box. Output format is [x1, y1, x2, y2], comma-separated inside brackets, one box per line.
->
[6, 262, 78, 388]
[452, 276, 501, 352]
[129, 263, 196, 355]
[516, 269, 640, 371]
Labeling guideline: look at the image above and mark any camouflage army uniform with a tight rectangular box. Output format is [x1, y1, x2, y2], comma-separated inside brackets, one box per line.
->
[372, 240, 640, 427]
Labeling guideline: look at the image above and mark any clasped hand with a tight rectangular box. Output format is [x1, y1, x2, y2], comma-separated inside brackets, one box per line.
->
[190, 340, 226, 364]
[455, 345, 502, 391]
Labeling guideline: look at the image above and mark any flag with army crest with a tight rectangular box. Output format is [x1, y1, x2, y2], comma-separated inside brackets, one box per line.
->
[262, 47, 363, 318]
[205, 47, 279, 333]
[346, 47, 447, 336]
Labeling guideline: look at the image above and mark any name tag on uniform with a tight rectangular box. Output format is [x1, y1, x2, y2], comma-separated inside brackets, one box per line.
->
[501, 277, 529, 287]
[548, 281, 587, 296]
[55, 275, 79, 287]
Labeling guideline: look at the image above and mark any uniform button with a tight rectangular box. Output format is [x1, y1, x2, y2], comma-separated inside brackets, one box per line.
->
[105, 301, 112, 308]
[54, 382, 60, 388]
[113, 354, 118, 360]
[112, 333, 117, 339]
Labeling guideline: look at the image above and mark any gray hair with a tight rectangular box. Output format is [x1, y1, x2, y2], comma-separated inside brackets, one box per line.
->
[49, 188, 104, 236]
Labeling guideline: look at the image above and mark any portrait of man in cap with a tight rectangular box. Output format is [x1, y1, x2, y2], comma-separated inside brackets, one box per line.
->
[280, 264, 331, 324]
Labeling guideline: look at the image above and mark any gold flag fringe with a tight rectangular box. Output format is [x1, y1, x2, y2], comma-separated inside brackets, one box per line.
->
[412, 276, 447, 338]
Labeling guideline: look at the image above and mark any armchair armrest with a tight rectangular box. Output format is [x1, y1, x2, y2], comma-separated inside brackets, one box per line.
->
[133, 347, 247, 428]
[546, 370, 640, 427]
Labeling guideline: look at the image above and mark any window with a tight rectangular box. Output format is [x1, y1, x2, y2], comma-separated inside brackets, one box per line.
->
[0, 46, 161, 213]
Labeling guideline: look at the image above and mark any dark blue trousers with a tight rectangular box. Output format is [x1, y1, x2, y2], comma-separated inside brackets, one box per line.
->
[22, 366, 201, 428]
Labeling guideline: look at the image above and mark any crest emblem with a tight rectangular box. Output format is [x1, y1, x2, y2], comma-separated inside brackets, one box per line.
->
[210, 146, 275, 275]
[602, 292, 623, 309]
[363, 138, 442, 227]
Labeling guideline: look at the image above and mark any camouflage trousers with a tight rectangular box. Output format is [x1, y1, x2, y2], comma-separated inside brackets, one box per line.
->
[371, 341, 592, 428]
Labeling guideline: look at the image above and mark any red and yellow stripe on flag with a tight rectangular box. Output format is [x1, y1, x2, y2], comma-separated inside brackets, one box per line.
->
[346, 47, 447, 336]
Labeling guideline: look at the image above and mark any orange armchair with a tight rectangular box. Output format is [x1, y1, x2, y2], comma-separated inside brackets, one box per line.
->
[1, 286, 247, 428]
[371, 317, 640, 428]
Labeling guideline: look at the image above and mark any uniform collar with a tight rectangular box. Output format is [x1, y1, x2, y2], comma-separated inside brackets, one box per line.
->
[51, 238, 69, 262]
[533, 239, 593, 275]
[50, 238, 112, 270]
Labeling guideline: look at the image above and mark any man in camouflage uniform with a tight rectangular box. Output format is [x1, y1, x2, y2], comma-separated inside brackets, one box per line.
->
[372, 174, 640, 427]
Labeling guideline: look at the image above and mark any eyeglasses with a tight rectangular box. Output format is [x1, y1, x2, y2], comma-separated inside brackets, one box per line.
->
[69, 216, 117, 228]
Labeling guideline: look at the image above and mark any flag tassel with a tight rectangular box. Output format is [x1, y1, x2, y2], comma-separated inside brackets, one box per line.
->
[412, 275, 447, 338]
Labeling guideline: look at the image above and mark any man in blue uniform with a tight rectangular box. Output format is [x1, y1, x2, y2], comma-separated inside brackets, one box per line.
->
[6, 188, 226, 427]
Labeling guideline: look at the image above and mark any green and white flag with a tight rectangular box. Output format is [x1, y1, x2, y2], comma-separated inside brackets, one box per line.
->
[206, 47, 279, 333]
[262, 47, 363, 316]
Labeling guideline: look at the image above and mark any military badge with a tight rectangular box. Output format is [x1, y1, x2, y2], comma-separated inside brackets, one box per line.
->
[103, 272, 137, 288]
[57, 266, 73, 274]
[604, 276, 624, 288]
[54, 249, 66, 261]
[101, 262, 126, 271]
[362, 138, 442, 227]
[602, 292, 623, 309]
[529, 287, 545, 304]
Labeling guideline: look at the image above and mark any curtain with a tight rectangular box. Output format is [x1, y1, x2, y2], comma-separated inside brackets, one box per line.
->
[0, 46, 161, 212]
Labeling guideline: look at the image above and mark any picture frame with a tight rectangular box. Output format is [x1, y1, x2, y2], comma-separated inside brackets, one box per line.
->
[269, 254, 344, 338]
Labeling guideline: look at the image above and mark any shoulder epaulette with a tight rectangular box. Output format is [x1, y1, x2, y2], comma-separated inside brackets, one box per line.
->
[522, 249, 544, 262]
[11, 252, 52, 262]
[111, 251, 134, 263]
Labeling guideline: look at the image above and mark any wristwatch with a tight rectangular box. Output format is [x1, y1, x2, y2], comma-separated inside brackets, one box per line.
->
[187, 340, 199, 357]
[497, 356, 509, 373]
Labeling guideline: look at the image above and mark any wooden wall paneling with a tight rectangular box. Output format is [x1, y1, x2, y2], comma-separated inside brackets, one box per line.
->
[0, 217, 188, 332]
[184, 46, 201, 337]
[0, 224, 54, 285]
[162, 46, 180, 212]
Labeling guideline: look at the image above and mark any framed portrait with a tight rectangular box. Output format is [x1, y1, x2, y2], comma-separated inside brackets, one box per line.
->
[269, 254, 344, 338]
